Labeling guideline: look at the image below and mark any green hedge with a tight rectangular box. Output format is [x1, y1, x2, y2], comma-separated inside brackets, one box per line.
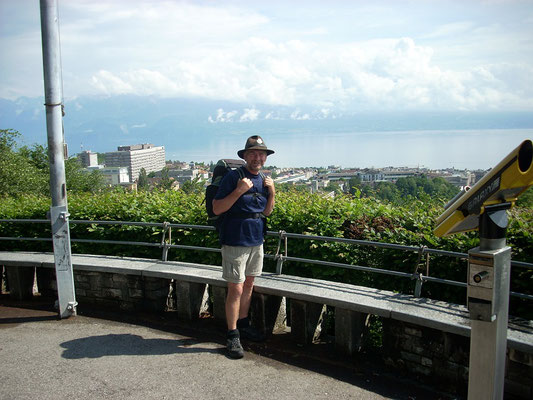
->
[1, 190, 531, 318]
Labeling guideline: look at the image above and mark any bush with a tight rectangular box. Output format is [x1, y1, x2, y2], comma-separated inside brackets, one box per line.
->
[0, 190, 531, 319]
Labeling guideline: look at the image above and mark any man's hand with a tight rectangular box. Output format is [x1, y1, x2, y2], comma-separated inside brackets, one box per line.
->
[236, 177, 253, 194]
[212, 178, 252, 216]
[264, 176, 275, 196]
[263, 176, 276, 216]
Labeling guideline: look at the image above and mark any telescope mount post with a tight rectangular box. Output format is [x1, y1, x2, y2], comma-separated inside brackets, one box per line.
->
[467, 203, 511, 399]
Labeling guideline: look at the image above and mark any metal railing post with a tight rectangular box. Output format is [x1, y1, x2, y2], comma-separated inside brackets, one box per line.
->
[275, 230, 287, 274]
[413, 246, 427, 297]
[161, 222, 170, 261]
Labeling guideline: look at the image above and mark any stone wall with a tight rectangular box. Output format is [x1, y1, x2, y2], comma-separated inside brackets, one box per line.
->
[383, 319, 470, 396]
[3, 265, 532, 400]
[35, 267, 170, 313]
[382, 319, 533, 399]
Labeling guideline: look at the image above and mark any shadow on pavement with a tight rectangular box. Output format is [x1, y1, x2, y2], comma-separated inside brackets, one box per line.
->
[0, 315, 59, 324]
[60, 333, 221, 359]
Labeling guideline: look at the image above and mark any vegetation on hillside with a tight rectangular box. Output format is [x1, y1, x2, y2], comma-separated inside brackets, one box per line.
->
[0, 129, 105, 196]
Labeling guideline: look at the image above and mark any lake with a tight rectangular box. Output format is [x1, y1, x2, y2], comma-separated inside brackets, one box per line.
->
[169, 128, 533, 170]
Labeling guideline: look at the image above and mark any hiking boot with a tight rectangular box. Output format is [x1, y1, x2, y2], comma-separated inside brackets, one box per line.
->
[226, 335, 244, 359]
[239, 325, 266, 342]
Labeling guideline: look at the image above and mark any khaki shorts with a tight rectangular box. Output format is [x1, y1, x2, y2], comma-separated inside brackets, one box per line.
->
[221, 244, 264, 284]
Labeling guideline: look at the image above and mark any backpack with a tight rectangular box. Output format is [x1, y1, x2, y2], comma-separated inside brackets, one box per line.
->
[205, 159, 268, 231]
[205, 159, 246, 229]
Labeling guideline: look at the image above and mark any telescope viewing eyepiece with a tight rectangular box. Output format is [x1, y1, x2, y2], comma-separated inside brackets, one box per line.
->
[518, 139, 532, 173]
[434, 139, 533, 237]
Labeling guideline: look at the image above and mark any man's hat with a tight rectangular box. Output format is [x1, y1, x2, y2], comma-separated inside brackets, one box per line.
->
[237, 135, 275, 159]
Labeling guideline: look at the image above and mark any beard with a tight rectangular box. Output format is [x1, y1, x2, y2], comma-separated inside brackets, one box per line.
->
[246, 161, 263, 173]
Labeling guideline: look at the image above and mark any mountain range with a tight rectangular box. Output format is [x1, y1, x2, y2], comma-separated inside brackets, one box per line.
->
[2, 95, 533, 164]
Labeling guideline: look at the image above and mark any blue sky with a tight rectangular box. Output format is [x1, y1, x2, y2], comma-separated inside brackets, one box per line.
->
[1, 0, 533, 119]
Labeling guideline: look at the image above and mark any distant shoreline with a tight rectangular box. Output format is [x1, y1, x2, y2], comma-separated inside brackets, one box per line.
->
[169, 128, 533, 170]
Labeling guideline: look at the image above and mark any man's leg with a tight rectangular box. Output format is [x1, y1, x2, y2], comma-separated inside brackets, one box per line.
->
[237, 275, 266, 342]
[238, 276, 255, 319]
[225, 282, 245, 359]
[226, 282, 243, 330]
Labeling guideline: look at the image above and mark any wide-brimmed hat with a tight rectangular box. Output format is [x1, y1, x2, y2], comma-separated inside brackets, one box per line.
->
[237, 135, 275, 159]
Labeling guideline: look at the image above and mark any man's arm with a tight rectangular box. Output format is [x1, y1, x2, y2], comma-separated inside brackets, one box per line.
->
[212, 178, 253, 215]
[263, 177, 275, 216]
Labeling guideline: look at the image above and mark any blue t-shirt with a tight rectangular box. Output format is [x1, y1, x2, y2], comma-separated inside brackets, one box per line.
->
[214, 167, 268, 246]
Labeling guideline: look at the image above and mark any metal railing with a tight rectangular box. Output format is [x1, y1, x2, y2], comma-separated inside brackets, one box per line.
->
[1, 218, 532, 301]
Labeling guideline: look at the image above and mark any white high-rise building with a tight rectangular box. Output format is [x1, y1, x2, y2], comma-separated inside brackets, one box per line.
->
[78, 150, 98, 167]
[100, 167, 130, 186]
[105, 143, 166, 182]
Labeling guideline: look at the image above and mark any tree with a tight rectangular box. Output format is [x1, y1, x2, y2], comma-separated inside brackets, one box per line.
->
[348, 176, 362, 196]
[64, 157, 105, 193]
[0, 129, 20, 152]
[0, 129, 48, 196]
[157, 167, 173, 191]
[97, 152, 105, 165]
[137, 168, 148, 190]
[1, 129, 105, 196]
[396, 177, 417, 197]
[324, 180, 343, 194]
[373, 181, 399, 202]
[181, 176, 205, 194]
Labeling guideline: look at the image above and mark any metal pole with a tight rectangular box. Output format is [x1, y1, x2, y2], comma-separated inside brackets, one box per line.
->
[40, 0, 77, 318]
[467, 205, 511, 399]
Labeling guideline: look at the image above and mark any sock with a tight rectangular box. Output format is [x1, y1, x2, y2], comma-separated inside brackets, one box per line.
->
[237, 317, 250, 329]
[227, 329, 240, 338]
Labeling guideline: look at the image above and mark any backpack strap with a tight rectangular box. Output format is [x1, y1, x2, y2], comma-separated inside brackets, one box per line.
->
[237, 166, 245, 180]
[259, 171, 268, 197]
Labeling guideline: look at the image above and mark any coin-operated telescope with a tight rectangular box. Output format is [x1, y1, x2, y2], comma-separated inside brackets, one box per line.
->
[434, 139, 533, 400]
[435, 139, 533, 237]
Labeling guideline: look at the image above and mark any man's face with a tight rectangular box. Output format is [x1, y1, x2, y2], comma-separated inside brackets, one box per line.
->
[244, 149, 267, 173]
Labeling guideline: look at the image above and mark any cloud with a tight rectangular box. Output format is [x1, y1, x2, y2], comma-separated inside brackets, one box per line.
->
[290, 110, 310, 120]
[91, 70, 133, 95]
[81, 34, 533, 112]
[1, 0, 532, 113]
[208, 108, 239, 123]
[240, 107, 260, 122]
[423, 21, 475, 39]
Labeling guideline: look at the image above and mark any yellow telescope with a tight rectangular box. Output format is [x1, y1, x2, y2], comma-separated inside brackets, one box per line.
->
[434, 139, 533, 237]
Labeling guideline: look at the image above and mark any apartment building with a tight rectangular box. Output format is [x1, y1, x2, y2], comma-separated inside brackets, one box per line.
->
[380, 169, 421, 182]
[316, 169, 384, 183]
[78, 150, 98, 168]
[102, 167, 130, 186]
[105, 143, 166, 182]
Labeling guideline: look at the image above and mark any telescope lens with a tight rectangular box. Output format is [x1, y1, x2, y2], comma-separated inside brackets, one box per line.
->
[518, 140, 533, 173]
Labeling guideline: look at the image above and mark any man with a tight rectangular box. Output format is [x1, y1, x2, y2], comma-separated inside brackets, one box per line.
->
[212, 135, 275, 359]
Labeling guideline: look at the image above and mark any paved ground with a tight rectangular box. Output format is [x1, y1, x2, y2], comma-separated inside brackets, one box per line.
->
[0, 298, 451, 400]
